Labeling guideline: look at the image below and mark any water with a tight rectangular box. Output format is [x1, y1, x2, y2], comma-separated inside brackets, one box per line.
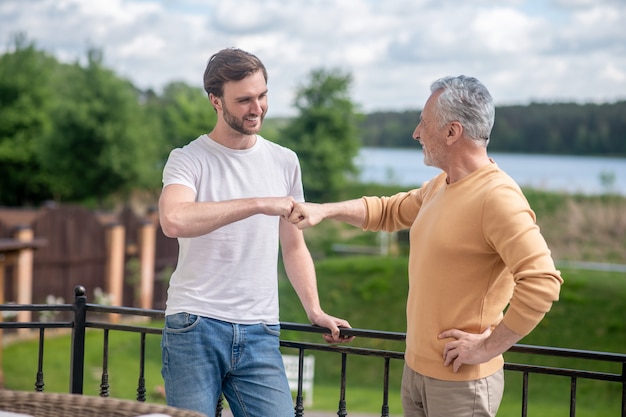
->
[355, 147, 626, 196]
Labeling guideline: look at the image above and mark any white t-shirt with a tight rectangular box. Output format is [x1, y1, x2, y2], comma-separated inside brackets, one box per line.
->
[162, 134, 304, 324]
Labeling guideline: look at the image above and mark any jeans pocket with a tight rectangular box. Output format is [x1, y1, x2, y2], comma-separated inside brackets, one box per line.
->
[262, 323, 281, 337]
[164, 312, 200, 333]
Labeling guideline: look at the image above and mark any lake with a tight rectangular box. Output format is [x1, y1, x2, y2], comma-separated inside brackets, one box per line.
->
[355, 147, 626, 196]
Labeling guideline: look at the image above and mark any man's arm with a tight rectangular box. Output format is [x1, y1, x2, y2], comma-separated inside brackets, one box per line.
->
[280, 218, 354, 344]
[158, 184, 296, 238]
[288, 199, 367, 229]
[438, 322, 523, 373]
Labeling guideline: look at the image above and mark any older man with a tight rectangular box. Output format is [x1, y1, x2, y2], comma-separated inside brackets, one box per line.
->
[289, 75, 563, 417]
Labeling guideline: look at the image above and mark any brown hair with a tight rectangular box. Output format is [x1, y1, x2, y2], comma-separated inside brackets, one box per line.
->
[203, 48, 268, 98]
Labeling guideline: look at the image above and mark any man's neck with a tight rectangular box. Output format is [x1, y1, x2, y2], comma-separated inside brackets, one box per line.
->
[208, 125, 257, 150]
[445, 149, 491, 184]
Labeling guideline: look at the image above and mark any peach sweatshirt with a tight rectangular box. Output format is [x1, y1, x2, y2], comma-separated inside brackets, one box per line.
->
[362, 162, 562, 381]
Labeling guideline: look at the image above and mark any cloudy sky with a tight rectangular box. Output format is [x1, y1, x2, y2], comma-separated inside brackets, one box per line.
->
[1, 0, 625, 117]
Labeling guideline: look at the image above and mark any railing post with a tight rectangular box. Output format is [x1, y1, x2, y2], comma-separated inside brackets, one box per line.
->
[337, 353, 348, 417]
[138, 219, 156, 309]
[294, 349, 305, 417]
[70, 285, 87, 394]
[622, 362, 626, 417]
[381, 357, 390, 417]
[522, 372, 529, 417]
[12, 225, 34, 334]
[105, 222, 125, 323]
[569, 377, 577, 417]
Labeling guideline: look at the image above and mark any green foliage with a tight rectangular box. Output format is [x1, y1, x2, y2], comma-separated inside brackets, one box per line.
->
[490, 102, 626, 156]
[0, 39, 169, 206]
[515, 267, 626, 351]
[0, 34, 57, 205]
[278, 68, 362, 202]
[500, 267, 626, 417]
[38, 48, 164, 203]
[281, 256, 409, 333]
[259, 117, 290, 141]
[1, 40, 366, 207]
[358, 110, 420, 148]
[149, 81, 217, 152]
[358, 102, 626, 157]
[520, 188, 566, 216]
[338, 181, 412, 201]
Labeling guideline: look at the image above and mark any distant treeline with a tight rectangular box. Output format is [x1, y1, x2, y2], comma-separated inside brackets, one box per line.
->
[359, 101, 626, 156]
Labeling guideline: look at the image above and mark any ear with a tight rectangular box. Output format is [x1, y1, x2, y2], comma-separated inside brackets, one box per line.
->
[446, 121, 463, 145]
[209, 93, 222, 111]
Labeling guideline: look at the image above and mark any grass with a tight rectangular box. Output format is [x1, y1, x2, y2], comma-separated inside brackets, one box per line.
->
[3, 263, 624, 416]
[279, 261, 626, 416]
[3, 327, 165, 401]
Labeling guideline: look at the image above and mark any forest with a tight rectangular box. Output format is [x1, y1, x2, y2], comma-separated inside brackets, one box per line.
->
[359, 101, 626, 155]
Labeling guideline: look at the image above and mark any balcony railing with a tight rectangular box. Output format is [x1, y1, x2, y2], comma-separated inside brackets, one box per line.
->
[1, 285, 625, 417]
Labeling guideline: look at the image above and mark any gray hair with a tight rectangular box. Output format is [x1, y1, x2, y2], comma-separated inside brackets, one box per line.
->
[430, 75, 495, 145]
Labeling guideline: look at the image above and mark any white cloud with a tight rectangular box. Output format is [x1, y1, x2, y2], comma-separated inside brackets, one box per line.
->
[1, 0, 625, 116]
[602, 63, 626, 83]
[472, 7, 544, 55]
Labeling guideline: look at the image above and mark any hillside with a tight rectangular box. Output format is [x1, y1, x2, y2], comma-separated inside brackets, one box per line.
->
[278, 258, 626, 416]
[302, 183, 626, 265]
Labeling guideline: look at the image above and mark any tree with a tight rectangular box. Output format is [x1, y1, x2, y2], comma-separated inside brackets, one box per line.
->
[0, 34, 57, 206]
[278, 69, 362, 202]
[38, 48, 164, 204]
[149, 81, 217, 155]
[358, 110, 420, 148]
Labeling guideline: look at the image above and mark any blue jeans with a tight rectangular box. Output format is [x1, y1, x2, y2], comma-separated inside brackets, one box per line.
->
[161, 313, 294, 417]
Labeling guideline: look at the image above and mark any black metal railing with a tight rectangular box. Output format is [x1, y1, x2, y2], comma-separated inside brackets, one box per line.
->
[1, 285, 625, 417]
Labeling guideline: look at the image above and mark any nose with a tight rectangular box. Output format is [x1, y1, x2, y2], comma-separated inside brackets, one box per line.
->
[250, 100, 261, 114]
[412, 124, 420, 141]
[251, 97, 266, 115]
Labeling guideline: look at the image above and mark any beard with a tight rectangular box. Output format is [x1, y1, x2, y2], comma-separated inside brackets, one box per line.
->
[222, 101, 265, 135]
[423, 152, 434, 167]
[421, 141, 445, 169]
[421, 143, 434, 167]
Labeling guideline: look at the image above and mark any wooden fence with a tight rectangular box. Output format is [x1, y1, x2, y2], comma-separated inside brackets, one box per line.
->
[0, 204, 177, 312]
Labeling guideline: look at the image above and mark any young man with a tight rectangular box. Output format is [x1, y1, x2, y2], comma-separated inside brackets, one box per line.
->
[159, 47, 352, 417]
[288, 75, 563, 417]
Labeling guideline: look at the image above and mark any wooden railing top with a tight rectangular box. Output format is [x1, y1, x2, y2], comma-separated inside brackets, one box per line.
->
[0, 238, 47, 253]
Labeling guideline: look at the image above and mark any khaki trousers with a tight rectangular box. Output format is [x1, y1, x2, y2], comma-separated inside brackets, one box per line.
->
[401, 363, 504, 417]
